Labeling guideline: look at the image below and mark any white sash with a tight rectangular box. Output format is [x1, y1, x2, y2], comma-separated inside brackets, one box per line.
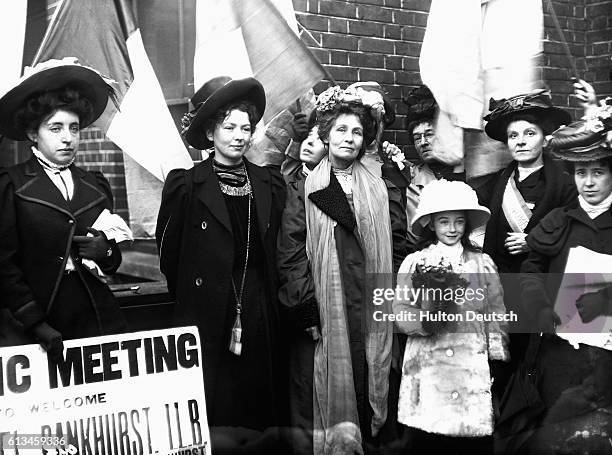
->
[502, 171, 533, 233]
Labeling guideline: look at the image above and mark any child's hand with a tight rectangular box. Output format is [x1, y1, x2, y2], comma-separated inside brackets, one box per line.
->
[504, 232, 530, 255]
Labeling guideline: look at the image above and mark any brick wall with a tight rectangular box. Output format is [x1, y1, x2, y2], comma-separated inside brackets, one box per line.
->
[3, 0, 611, 207]
[294, 0, 430, 150]
[76, 129, 128, 220]
[541, 0, 588, 120]
[585, 0, 612, 98]
[295, 0, 612, 157]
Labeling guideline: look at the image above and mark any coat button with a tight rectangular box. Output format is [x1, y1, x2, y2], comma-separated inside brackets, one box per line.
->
[201, 220, 207, 230]
[57, 256, 64, 262]
[445, 348, 454, 357]
[195, 277, 203, 287]
[451, 391, 459, 400]
[68, 219, 75, 224]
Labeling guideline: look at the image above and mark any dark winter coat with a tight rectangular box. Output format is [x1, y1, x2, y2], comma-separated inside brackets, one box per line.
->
[155, 157, 287, 429]
[477, 156, 577, 273]
[277, 170, 407, 451]
[0, 156, 124, 345]
[518, 203, 612, 454]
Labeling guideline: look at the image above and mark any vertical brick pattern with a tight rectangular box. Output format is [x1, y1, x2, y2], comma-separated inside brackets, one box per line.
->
[585, 0, 612, 98]
[541, 0, 588, 120]
[294, 0, 431, 147]
[296, 0, 611, 148]
[9, 0, 609, 198]
[75, 128, 129, 221]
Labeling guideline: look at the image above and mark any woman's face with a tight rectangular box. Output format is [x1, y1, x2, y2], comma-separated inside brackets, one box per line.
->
[506, 120, 545, 168]
[574, 161, 612, 205]
[299, 126, 326, 169]
[431, 210, 466, 247]
[207, 109, 252, 165]
[27, 109, 80, 166]
[327, 113, 364, 169]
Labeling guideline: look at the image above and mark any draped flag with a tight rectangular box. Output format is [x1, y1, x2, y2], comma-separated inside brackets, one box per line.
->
[0, 1, 27, 97]
[193, 0, 326, 166]
[419, 0, 543, 179]
[32, 0, 193, 237]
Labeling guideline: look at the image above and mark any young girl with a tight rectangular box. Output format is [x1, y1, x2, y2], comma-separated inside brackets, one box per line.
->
[393, 179, 509, 454]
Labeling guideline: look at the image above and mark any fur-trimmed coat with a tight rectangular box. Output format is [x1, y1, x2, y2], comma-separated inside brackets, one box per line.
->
[393, 246, 509, 437]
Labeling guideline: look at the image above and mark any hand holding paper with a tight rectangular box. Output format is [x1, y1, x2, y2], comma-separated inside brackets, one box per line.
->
[91, 208, 134, 243]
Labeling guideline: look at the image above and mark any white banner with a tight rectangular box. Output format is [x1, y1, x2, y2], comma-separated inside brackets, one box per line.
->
[0, 327, 210, 455]
[0, 0, 27, 96]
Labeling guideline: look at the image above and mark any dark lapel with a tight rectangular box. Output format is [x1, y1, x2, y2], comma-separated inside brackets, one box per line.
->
[15, 157, 73, 218]
[245, 159, 271, 240]
[193, 159, 232, 234]
[308, 170, 356, 231]
[70, 166, 108, 217]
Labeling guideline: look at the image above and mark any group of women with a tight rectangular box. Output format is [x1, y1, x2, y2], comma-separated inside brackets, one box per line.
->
[0, 57, 610, 455]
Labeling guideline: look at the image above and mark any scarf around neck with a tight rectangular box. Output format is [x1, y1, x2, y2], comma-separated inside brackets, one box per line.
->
[305, 156, 393, 454]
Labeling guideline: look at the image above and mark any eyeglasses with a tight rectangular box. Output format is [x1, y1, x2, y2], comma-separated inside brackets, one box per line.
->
[412, 131, 435, 143]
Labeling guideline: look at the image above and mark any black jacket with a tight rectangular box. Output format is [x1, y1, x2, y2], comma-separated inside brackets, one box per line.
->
[477, 156, 577, 273]
[0, 157, 124, 343]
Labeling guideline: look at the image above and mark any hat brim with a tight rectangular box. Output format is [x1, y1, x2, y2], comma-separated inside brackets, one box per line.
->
[551, 145, 612, 162]
[484, 106, 571, 143]
[184, 78, 266, 150]
[0, 65, 110, 140]
[411, 207, 491, 236]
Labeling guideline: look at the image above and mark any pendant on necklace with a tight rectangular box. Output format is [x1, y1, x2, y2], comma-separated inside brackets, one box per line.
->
[229, 304, 243, 356]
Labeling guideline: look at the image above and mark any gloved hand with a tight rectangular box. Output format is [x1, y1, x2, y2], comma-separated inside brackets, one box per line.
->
[536, 307, 561, 333]
[290, 112, 309, 142]
[576, 291, 606, 323]
[73, 227, 112, 261]
[29, 321, 64, 361]
[571, 77, 598, 108]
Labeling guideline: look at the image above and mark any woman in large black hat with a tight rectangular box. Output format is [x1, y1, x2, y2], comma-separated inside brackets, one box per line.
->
[476, 90, 578, 402]
[0, 59, 129, 354]
[518, 100, 612, 454]
[479, 90, 577, 274]
[155, 76, 287, 433]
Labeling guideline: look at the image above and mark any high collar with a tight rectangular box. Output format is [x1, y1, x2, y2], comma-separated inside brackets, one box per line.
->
[578, 193, 612, 219]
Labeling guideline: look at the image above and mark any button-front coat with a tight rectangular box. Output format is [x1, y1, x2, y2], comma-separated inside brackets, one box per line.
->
[0, 156, 124, 345]
[155, 157, 287, 428]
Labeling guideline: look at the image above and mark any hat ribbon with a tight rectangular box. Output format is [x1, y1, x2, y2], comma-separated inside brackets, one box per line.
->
[487, 89, 551, 120]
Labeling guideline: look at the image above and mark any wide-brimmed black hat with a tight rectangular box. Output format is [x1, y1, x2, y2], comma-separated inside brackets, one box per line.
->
[484, 90, 571, 142]
[184, 76, 266, 150]
[403, 85, 437, 127]
[0, 58, 115, 141]
[549, 101, 612, 161]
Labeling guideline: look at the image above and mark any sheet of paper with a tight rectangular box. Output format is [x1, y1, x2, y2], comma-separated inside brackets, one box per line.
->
[555, 246, 612, 350]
